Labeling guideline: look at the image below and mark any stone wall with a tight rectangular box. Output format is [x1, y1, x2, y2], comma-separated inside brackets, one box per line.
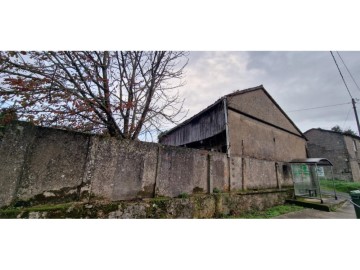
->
[0, 122, 294, 208]
[305, 129, 360, 181]
[343, 136, 360, 182]
[0, 189, 294, 219]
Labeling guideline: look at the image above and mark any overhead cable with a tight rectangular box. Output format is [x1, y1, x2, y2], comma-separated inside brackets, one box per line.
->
[287, 102, 351, 113]
[342, 106, 352, 130]
[330, 51, 353, 99]
[336, 51, 360, 93]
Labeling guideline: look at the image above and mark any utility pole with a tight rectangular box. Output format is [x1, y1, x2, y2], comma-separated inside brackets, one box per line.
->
[352, 98, 360, 135]
[330, 51, 360, 135]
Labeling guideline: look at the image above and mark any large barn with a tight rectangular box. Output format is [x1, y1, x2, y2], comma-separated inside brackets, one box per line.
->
[159, 85, 307, 162]
[159, 85, 307, 191]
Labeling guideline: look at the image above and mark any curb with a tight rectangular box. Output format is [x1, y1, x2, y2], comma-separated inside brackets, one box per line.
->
[285, 198, 347, 212]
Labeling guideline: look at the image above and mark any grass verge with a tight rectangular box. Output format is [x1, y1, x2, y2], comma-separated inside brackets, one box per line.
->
[229, 204, 304, 219]
[320, 179, 360, 193]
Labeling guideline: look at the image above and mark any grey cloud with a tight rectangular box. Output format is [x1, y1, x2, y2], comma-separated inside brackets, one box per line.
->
[175, 51, 360, 134]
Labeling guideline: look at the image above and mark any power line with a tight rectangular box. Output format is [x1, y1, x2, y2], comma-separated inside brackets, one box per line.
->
[287, 102, 351, 113]
[336, 51, 360, 93]
[330, 51, 360, 135]
[330, 51, 353, 99]
[342, 106, 352, 130]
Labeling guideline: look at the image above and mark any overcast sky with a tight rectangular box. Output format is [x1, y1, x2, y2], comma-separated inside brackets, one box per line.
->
[175, 51, 360, 135]
[2, 0, 360, 264]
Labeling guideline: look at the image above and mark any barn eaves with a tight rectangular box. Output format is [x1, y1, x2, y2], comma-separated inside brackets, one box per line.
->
[158, 85, 307, 156]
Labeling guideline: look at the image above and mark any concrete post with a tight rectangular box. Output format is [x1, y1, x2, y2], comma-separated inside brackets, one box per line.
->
[208, 154, 213, 194]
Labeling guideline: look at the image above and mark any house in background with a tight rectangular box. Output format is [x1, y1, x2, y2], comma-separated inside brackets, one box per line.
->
[305, 128, 360, 182]
[159, 85, 308, 190]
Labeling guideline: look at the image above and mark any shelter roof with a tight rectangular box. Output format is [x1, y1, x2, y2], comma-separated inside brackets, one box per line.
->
[290, 158, 333, 166]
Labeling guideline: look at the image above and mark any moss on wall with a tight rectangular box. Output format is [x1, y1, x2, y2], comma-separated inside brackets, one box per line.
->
[0, 189, 293, 219]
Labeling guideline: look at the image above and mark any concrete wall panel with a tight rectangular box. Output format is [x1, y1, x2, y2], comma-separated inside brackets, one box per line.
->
[0, 123, 37, 206]
[230, 156, 242, 191]
[211, 153, 229, 192]
[156, 146, 208, 197]
[192, 150, 209, 193]
[90, 137, 158, 201]
[0, 122, 293, 207]
[243, 157, 277, 190]
[16, 127, 90, 201]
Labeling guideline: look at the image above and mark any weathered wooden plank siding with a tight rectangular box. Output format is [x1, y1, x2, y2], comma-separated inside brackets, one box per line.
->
[160, 102, 226, 146]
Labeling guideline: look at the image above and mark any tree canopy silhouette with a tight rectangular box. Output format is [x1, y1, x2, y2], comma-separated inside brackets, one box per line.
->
[0, 51, 188, 140]
[331, 125, 357, 136]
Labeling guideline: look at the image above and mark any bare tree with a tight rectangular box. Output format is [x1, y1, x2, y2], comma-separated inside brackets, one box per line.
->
[0, 51, 188, 140]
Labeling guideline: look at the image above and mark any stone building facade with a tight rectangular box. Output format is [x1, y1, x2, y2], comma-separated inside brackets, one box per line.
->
[304, 128, 360, 182]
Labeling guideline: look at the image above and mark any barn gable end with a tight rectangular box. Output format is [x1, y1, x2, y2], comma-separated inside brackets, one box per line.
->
[227, 86, 302, 136]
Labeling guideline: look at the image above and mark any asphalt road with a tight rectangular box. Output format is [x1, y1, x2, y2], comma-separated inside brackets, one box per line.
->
[275, 200, 357, 219]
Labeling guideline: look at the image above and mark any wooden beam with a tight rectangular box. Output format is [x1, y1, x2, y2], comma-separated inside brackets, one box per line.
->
[228, 106, 306, 140]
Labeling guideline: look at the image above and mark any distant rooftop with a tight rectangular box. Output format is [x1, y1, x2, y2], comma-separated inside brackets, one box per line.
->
[304, 128, 360, 140]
